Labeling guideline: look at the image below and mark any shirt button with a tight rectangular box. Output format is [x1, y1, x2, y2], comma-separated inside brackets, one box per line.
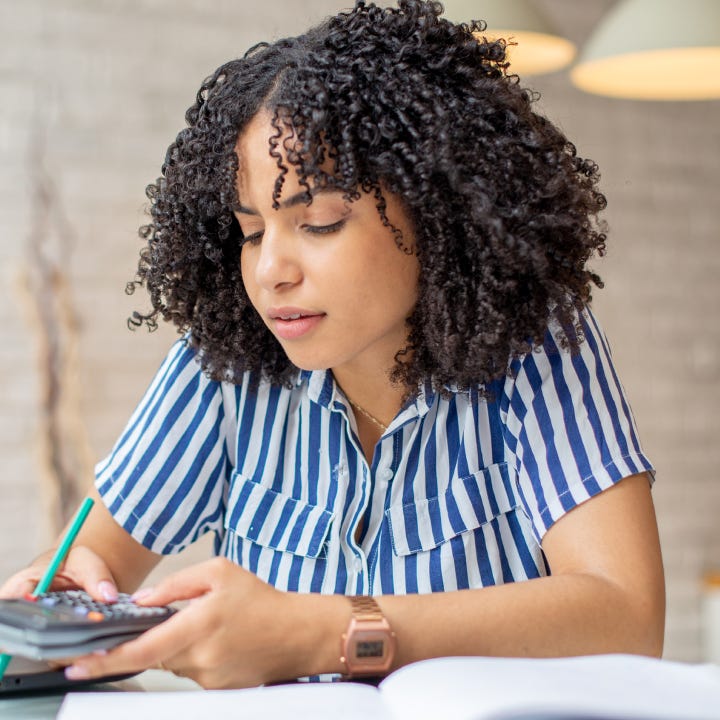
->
[380, 467, 393, 482]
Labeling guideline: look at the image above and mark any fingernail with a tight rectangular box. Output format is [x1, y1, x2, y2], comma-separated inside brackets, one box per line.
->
[98, 581, 118, 602]
[131, 587, 154, 602]
[65, 665, 90, 680]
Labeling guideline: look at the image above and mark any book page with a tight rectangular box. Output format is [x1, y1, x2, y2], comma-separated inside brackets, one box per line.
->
[57, 681, 391, 720]
[56, 655, 720, 720]
[378, 654, 720, 720]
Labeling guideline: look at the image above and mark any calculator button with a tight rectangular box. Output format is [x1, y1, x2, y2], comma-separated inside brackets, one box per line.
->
[86, 611, 105, 622]
[73, 606, 89, 616]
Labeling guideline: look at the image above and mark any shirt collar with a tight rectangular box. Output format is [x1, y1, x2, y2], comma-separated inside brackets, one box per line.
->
[296, 369, 439, 428]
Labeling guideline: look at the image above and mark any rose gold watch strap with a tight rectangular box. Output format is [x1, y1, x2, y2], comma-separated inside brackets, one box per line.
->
[348, 595, 385, 620]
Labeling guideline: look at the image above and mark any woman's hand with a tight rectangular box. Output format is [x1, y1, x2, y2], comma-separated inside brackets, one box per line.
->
[0, 546, 119, 602]
[0, 488, 160, 602]
[63, 557, 347, 689]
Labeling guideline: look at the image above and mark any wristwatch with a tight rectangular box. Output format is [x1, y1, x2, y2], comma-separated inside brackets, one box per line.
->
[340, 595, 396, 678]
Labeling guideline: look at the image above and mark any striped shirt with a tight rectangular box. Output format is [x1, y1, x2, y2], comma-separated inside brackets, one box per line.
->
[96, 309, 653, 596]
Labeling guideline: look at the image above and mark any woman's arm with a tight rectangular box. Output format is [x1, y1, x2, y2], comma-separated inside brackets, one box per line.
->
[379, 471, 664, 665]
[0, 485, 162, 600]
[62, 472, 664, 687]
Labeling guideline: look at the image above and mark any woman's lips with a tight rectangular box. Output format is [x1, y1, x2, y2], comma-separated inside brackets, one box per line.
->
[270, 312, 326, 340]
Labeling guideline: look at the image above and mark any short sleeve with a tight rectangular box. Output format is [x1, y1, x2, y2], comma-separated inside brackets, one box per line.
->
[95, 338, 230, 554]
[500, 309, 654, 541]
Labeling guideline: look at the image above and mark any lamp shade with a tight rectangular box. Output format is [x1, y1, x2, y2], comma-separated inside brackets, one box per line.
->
[571, 0, 720, 100]
[441, 0, 576, 76]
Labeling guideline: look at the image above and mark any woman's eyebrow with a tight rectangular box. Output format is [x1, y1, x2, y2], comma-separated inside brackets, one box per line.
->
[234, 186, 344, 215]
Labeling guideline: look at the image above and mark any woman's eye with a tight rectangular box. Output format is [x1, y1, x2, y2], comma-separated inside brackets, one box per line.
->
[303, 219, 346, 235]
[241, 230, 264, 246]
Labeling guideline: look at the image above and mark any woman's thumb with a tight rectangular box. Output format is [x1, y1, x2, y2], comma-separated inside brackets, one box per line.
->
[63, 546, 119, 602]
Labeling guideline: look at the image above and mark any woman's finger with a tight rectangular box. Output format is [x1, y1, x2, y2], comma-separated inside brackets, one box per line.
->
[64, 601, 206, 680]
[59, 547, 119, 602]
[0, 574, 38, 599]
[0, 547, 119, 602]
[132, 557, 235, 606]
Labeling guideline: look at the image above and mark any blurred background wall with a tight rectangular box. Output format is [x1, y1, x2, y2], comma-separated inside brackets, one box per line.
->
[0, 0, 718, 662]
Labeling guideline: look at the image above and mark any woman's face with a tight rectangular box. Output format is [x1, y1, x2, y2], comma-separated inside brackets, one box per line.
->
[235, 112, 419, 378]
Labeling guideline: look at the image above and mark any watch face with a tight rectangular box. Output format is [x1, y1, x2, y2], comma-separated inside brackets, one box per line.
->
[342, 609, 396, 677]
[350, 629, 389, 667]
[356, 639, 385, 658]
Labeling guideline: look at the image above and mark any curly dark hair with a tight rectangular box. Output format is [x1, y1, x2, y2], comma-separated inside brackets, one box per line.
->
[128, 0, 607, 394]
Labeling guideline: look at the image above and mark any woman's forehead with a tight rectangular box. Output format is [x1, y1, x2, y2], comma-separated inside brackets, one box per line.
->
[234, 112, 345, 205]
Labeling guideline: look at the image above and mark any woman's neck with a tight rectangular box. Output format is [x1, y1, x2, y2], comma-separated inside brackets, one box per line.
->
[332, 367, 406, 433]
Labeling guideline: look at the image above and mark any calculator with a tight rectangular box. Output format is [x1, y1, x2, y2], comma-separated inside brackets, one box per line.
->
[0, 589, 175, 660]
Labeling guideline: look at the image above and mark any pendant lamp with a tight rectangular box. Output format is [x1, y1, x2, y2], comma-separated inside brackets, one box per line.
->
[441, 0, 576, 76]
[570, 0, 720, 101]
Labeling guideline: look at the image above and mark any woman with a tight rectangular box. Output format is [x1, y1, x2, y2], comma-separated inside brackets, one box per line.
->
[1, 0, 664, 687]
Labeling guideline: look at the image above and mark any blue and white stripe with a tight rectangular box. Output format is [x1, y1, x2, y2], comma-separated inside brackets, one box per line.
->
[96, 308, 653, 596]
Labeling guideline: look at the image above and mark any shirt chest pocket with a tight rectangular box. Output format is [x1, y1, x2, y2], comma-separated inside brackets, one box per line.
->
[385, 462, 520, 556]
[224, 470, 335, 559]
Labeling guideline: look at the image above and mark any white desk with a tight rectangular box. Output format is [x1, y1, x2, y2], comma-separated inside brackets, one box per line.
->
[0, 670, 198, 720]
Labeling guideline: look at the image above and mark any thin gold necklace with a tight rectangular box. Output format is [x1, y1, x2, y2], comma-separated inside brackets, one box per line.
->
[348, 399, 388, 433]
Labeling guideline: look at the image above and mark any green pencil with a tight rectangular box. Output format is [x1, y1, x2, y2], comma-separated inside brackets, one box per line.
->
[0, 497, 95, 681]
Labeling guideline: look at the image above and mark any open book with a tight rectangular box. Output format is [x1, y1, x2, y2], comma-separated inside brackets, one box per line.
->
[58, 653, 720, 720]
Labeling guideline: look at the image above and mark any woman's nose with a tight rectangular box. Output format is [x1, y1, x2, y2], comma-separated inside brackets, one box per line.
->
[253, 228, 302, 291]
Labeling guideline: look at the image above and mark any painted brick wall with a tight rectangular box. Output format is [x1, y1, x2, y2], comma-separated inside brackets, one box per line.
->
[1, 0, 718, 662]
